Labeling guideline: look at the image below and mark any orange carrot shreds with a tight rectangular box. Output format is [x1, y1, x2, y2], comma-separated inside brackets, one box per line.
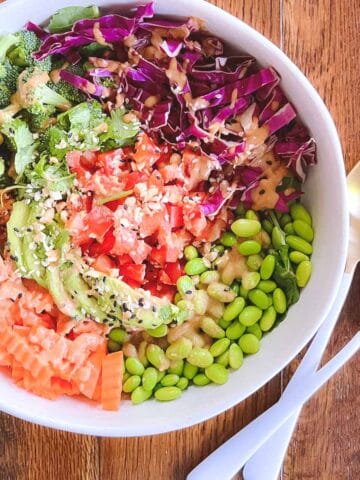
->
[101, 351, 124, 411]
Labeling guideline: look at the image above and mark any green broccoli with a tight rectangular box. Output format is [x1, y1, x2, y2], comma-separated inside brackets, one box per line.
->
[52, 64, 86, 104]
[22, 105, 57, 132]
[7, 30, 51, 72]
[0, 33, 19, 62]
[0, 84, 12, 109]
[0, 60, 21, 91]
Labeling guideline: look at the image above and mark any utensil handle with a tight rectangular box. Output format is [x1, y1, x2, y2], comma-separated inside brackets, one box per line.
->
[187, 332, 360, 480]
[242, 272, 353, 480]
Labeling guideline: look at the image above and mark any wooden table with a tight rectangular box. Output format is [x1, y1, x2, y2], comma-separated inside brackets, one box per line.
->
[0, 1, 359, 479]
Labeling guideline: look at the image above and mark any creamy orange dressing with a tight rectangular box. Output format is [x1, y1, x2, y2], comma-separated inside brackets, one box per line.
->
[165, 57, 187, 90]
[217, 246, 249, 284]
[144, 95, 160, 108]
[123, 34, 137, 48]
[50, 62, 69, 84]
[244, 125, 269, 148]
[17, 69, 50, 108]
[93, 22, 108, 46]
[251, 150, 291, 210]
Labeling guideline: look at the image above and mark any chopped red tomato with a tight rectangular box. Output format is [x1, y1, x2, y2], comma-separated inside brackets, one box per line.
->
[131, 133, 161, 169]
[163, 262, 183, 284]
[97, 148, 125, 176]
[85, 206, 113, 242]
[92, 255, 117, 275]
[167, 204, 184, 230]
[119, 263, 146, 284]
[123, 171, 148, 190]
[88, 229, 115, 256]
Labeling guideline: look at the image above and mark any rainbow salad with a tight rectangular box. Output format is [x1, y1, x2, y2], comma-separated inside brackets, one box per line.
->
[0, 3, 315, 409]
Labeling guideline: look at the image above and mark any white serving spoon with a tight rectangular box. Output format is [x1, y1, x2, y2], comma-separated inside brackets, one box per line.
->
[187, 162, 360, 480]
[242, 161, 360, 480]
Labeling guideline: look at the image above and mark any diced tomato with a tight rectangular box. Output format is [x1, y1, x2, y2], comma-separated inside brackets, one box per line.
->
[88, 229, 115, 256]
[85, 193, 93, 212]
[163, 262, 183, 284]
[149, 245, 168, 267]
[116, 254, 133, 265]
[79, 151, 97, 172]
[167, 204, 184, 230]
[92, 255, 117, 275]
[140, 212, 164, 238]
[145, 281, 176, 301]
[85, 206, 113, 242]
[65, 211, 89, 246]
[131, 133, 161, 168]
[66, 152, 89, 182]
[120, 263, 146, 284]
[97, 148, 125, 176]
[122, 277, 142, 289]
[123, 171, 148, 190]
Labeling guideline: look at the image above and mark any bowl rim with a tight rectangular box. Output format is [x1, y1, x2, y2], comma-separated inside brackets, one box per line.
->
[0, 0, 349, 437]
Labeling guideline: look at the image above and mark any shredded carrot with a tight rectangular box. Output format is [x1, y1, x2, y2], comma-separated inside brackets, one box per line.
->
[101, 351, 124, 411]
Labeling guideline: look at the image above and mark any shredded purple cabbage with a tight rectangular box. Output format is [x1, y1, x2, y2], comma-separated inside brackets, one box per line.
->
[28, 1, 316, 213]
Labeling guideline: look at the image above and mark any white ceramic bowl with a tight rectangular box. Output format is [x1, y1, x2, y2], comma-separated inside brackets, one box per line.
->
[0, 0, 348, 436]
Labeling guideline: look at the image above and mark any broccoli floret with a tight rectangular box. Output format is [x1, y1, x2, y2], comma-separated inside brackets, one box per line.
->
[0, 34, 18, 62]
[23, 105, 57, 132]
[52, 64, 86, 104]
[7, 30, 51, 72]
[0, 59, 21, 91]
[0, 84, 12, 109]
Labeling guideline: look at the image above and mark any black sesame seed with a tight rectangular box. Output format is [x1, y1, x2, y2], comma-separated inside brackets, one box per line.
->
[259, 189, 266, 195]
[185, 290, 193, 295]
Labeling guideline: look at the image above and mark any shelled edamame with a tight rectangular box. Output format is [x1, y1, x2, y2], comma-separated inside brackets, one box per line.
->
[107, 202, 314, 404]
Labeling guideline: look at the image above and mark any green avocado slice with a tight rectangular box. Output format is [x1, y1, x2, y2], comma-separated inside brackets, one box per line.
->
[6, 200, 29, 275]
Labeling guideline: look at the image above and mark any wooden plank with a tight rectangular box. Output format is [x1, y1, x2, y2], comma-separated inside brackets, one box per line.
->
[98, 2, 281, 479]
[282, 1, 360, 478]
[0, 412, 99, 480]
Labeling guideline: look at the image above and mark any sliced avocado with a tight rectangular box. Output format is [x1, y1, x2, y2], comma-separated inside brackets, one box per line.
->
[6, 200, 29, 274]
[62, 267, 110, 324]
[45, 266, 82, 320]
[21, 205, 47, 288]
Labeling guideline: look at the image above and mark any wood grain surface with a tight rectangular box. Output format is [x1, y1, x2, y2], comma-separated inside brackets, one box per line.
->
[0, 1, 359, 479]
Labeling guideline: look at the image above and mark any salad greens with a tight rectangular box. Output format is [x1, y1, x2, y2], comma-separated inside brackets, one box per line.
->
[48, 5, 100, 33]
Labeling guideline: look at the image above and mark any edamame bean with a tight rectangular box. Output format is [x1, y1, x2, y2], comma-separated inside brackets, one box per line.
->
[239, 333, 260, 354]
[229, 343, 244, 369]
[161, 374, 180, 387]
[272, 226, 286, 249]
[176, 377, 189, 390]
[131, 386, 152, 404]
[209, 337, 231, 357]
[230, 281, 240, 296]
[183, 361, 198, 380]
[289, 251, 309, 264]
[286, 235, 313, 255]
[176, 275, 194, 297]
[296, 260, 312, 287]
[212, 244, 225, 254]
[109, 327, 127, 344]
[192, 290, 209, 315]
[155, 386, 182, 401]
[238, 240, 261, 256]
[226, 321, 246, 339]
[231, 218, 261, 237]
[123, 372, 131, 383]
[284, 223, 295, 235]
[142, 367, 158, 391]
[246, 323, 263, 340]
[201, 316, 225, 338]
[146, 344, 170, 371]
[260, 254, 276, 280]
[247, 254, 263, 271]
[184, 258, 207, 275]
[174, 292, 182, 304]
[218, 317, 232, 329]
[216, 349, 230, 367]
[273, 288, 287, 314]
[108, 339, 122, 353]
[207, 282, 237, 302]
[241, 271, 260, 290]
[166, 337, 192, 360]
[168, 359, 184, 376]
[293, 219, 314, 242]
[262, 219, 273, 234]
[259, 306, 277, 332]
[187, 347, 214, 368]
[157, 371, 165, 383]
[223, 297, 246, 321]
[245, 210, 259, 221]
[290, 203, 312, 225]
[239, 285, 249, 298]
[258, 280, 277, 293]
[193, 373, 211, 386]
[221, 231, 237, 247]
[125, 357, 145, 376]
[200, 270, 220, 284]
[123, 375, 141, 393]
[205, 364, 229, 384]
[280, 214, 292, 227]
[147, 324, 168, 338]
[184, 245, 198, 260]
[239, 306, 263, 326]
[248, 289, 270, 310]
